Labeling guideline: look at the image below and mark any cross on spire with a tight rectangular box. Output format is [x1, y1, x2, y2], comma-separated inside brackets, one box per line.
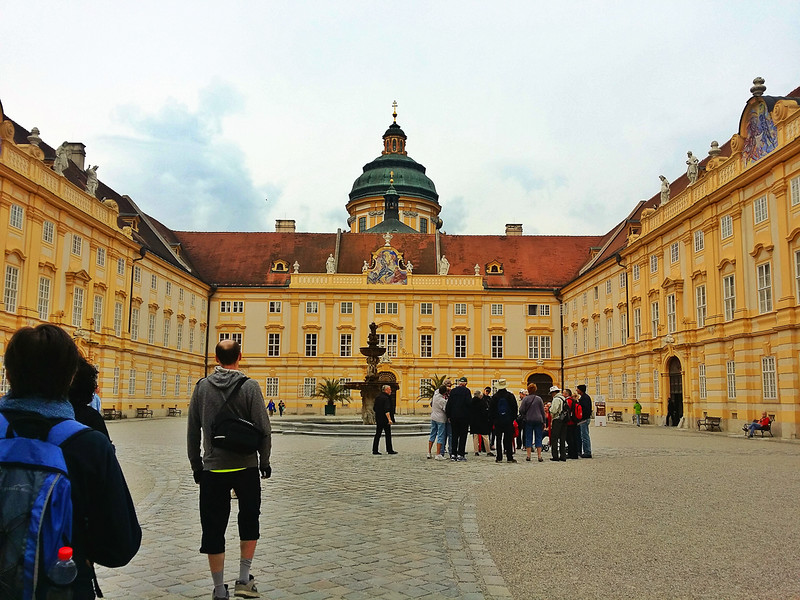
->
[392, 100, 398, 123]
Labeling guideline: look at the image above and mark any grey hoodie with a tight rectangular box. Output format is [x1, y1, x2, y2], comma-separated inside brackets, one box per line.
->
[187, 366, 272, 473]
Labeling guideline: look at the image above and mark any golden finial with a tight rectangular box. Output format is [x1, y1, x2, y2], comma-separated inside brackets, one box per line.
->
[392, 100, 398, 123]
[389, 170, 394, 184]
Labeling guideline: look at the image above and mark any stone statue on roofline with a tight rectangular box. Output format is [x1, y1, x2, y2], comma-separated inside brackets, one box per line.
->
[659, 175, 670, 207]
[85, 165, 99, 197]
[686, 151, 699, 184]
[362, 260, 369, 273]
[325, 254, 335, 274]
[438, 255, 450, 275]
[293, 261, 300, 273]
[53, 142, 69, 175]
[474, 264, 480, 276]
[405, 261, 413, 273]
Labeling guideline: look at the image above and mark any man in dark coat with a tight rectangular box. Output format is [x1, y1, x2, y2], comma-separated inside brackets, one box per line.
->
[576, 384, 593, 458]
[488, 379, 518, 463]
[445, 377, 472, 461]
[469, 389, 492, 456]
[372, 385, 396, 455]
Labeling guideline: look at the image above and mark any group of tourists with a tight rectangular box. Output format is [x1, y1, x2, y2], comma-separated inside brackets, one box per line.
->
[426, 378, 594, 463]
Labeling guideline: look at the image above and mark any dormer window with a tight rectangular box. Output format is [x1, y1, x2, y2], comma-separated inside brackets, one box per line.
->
[272, 260, 289, 272]
[486, 261, 504, 274]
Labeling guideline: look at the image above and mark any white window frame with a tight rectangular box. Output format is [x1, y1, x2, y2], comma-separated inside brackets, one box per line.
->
[96, 247, 106, 268]
[698, 364, 707, 399]
[606, 317, 613, 347]
[133, 265, 141, 283]
[420, 334, 432, 358]
[150, 274, 158, 290]
[455, 303, 467, 316]
[753, 195, 768, 225]
[582, 325, 588, 353]
[491, 335, 504, 358]
[606, 280, 612, 294]
[175, 374, 181, 396]
[420, 378, 433, 398]
[305, 333, 317, 357]
[608, 375, 614, 400]
[72, 287, 85, 328]
[666, 294, 676, 333]
[302, 377, 316, 398]
[621, 373, 628, 398]
[340, 333, 352, 357]
[650, 255, 658, 273]
[93, 294, 103, 333]
[761, 356, 777, 399]
[720, 214, 733, 239]
[148, 313, 156, 344]
[165, 281, 172, 296]
[527, 335, 539, 359]
[791, 175, 800, 206]
[757, 263, 772, 314]
[306, 301, 319, 314]
[128, 369, 136, 396]
[420, 302, 433, 315]
[42, 220, 55, 244]
[268, 332, 280, 357]
[490, 303, 503, 316]
[541, 336, 551, 359]
[670, 242, 679, 264]
[9, 204, 24, 229]
[633, 308, 641, 342]
[145, 371, 153, 397]
[726, 361, 736, 399]
[594, 321, 599, 350]
[131, 307, 140, 340]
[161, 373, 168, 397]
[653, 369, 659, 399]
[265, 377, 279, 397]
[269, 301, 282, 313]
[71, 234, 83, 256]
[723, 275, 735, 321]
[620, 312, 627, 344]
[619, 272, 626, 289]
[632, 264, 640, 282]
[163, 317, 171, 347]
[694, 230, 705, 253]
[37, 276, 51, 321]
[795, 249, 800, 303]
[4, 265, 19, 313]
[113, 367, 120, 395]
[454, 334, 467, 358]
[340, 301, 353, 314]
[176, 322, 183, 350]
[117, 258, 125, 276]
[188, 326, 195, 352]
[695, 285, 707, 328]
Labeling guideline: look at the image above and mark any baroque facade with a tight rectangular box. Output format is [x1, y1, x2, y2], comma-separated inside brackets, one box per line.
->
[1, 79, 799, 437]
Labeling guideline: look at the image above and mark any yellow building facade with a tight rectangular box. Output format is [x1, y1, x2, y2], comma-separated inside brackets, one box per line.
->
[2, 81, 799, 436]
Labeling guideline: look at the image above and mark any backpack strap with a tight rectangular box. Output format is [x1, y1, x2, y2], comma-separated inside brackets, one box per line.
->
[0, 412, 10, 438]
[215, 377, 250, 419]
[47, 419, 90, 446]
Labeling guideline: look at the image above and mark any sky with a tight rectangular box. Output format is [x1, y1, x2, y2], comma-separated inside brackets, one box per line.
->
[2, 1, 799, 237]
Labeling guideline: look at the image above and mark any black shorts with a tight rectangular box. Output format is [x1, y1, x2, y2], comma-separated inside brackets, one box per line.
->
[199, 467, 261, 554]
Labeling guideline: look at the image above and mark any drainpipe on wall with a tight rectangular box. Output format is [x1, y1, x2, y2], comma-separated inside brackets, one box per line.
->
[556, 289, 564, 388]
[615, 253, 630, 342]
[127, 247, 146, 334]
[203, 285, 216, 377]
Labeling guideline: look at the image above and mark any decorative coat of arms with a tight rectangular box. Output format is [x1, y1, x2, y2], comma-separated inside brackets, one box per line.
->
[366, 246, 409, 285]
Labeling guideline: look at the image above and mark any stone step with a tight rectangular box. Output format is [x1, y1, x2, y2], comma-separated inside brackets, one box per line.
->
[273, 421, 429, 436]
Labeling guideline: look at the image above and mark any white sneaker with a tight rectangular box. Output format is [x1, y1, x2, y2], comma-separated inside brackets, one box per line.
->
[434, 454, 445, 460]
[426, 452, 432, 459]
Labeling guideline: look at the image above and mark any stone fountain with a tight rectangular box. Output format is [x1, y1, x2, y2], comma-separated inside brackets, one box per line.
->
[344, 322, 398, 425]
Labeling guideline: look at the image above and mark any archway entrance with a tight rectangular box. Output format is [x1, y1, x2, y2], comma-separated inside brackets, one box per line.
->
[527, 373, 554, 395]
[668, 357, 683, 426]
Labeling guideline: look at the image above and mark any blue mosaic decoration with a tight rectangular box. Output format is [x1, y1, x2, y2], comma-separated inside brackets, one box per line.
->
[743, 100, 778, 165]
[366, 247, 408, 285]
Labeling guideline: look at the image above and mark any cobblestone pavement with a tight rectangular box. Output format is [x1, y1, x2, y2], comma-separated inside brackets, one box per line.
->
[97, 418, 800, 599]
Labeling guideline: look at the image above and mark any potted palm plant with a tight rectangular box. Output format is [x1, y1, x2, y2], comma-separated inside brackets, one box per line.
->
[418, 374, 449, 407]
[314, 378, 350, 416]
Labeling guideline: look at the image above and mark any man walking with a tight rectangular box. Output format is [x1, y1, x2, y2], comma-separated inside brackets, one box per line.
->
[372, 384, 397, 455]
[489, 379, 518, 463]
[445, 377, 472, 461]
[549, 385, 568, 461]
[188, 339, 272, 599]
[576, 384, 593, 458]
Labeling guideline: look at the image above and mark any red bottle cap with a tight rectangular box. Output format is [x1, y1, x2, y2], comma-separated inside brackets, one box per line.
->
[57, 547, 73, 561]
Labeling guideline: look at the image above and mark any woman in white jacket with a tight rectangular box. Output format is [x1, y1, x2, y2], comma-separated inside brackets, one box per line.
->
[427, 384, 450, 459]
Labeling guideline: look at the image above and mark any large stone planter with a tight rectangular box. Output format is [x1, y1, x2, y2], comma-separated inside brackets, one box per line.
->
[324, 404, 336, 416]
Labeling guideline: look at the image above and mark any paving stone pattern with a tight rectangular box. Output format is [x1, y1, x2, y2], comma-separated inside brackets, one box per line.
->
[97, 418, 800, 599]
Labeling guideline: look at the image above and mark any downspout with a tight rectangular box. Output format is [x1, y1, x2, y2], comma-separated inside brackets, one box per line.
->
[334, 228, 342, 270]
[204, 285, 217, 376]
[556, 288, 564, 388]
[615, 253, 629, 342]
[127, 247, 146, 333]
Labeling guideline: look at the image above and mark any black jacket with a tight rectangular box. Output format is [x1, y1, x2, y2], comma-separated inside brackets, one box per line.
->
[489, 389, 518, 426]
[374, 392, 392, 423]
[579, 392, 593, 421]
[469, 395, 491, 434]
[1, 410, 142, 599]
[445, 385, 472, 422]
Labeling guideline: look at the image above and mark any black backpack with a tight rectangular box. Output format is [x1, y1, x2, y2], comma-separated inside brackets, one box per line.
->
[209, 377, 264, 455]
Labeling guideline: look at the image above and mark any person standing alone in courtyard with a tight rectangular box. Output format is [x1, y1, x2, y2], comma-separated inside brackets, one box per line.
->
[373, 384, 397, 455]
[188, 339, 272, 599]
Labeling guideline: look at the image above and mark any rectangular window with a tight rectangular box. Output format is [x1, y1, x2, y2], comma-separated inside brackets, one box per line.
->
[420, 302, 433, 315]
[179, 289, 184, 302]
[791, 175, 800, 206]
[608, 375, 614, 400]
[305, 333, 317, 357]
[187, 375, 193, 397]
[218, 332, 242, 345]
[191, 294, 196, 307]
[303, 377, 316, 397]
[113, 367, 120, 395]
[133, 265, 141, 283]
[695, 285, 707, 328]
[165, 281, 172, 296]
[176, 322, 183, 350]
[268, 333, 280, 357]
[358, 216, 366, 232]
[161, 373, 168, 397]
[757, 263, 772, 313]
[96, 247, 106, 268]
[420, 334, 432, 358]
[382, 333, 398, 357]
[454, 334, 466, 358]
[606, 280, 612, 294]
[606, 317, 613, 347]
[541, 336, 551, 359]
[117, 258, 125, 276]
[720, 214, 733, 239]
[269, 301, 282, 313]
[128, 369, 136, 396]
[670, 242, 679, 264]
[653, 369, 659, 399]
[491, 335, 504, 358]
[220, 301, 244, 313]
[491, 303, 503, 316]
[265, 377, 279, 397]
[594, 321, 599, 350]
[726, 361, 737, 399]
[573, 330, 578, 355]
[698, 363, 707, 399]
[114, 302, 123, 337]
[620, 312, 627, 343]
[148, 313, 156, 344]
[753, 195, 768, 224]
[131, 308, 140, 340]
[635, 372, 641, 400]
[145, 371, 153, 397]
[375, 302, 398, 315]
[150, 274, 158, 290]
[189, 326, 195, 352]
[38, 276, 51, 321]
[72, 234, 83, 256]
[420, 378, 432, 398]
[650, 255, 658, 273]
[340, 333, 352, 357]
[632, 264, 640, 282]
[621, 374, 628, 398]
[582, 292, 587, 306]
[4, 266, 19, 313]
[723, 275, 735, 321]
[762, 356, 777, 399]
[42, 221, 55, 244]
[528, 335, 539, 359]
[93, 295, 103, 333]
[694, 230, 705, 253]
[340, 301, 353, 314]
[306, 301, 319, 314]
[619, 272, 626, 289]
[596, 376, 602, 397]
[163, 318, 170, 347]
[593, 286, 599, 301]
[666, 294, 676, 333]
[633, 308, 641, 342]
[419, 218, 428, 233]
[796, 250, 800, 303]
[454, 303, 467, 316]
[9, 204, 23, 229]
[72, 287, 84, 328]
[175, 374, 181, 396]
[582, 326, 588, 353]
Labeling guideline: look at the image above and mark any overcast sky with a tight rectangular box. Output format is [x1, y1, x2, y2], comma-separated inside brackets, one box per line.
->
[2, 1, 799, 236]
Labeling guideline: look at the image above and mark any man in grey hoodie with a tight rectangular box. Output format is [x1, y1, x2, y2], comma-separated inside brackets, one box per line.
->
[188, 339, 272, 600]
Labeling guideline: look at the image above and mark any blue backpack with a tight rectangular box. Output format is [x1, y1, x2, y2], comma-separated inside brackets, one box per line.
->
[0, 413, 88, 600]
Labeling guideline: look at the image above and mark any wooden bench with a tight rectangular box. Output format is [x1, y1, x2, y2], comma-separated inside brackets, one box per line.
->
[742, 416, 774, 437]
[697, 416, 722, 431]
[632, 413, 649, 424]
[102, 408, 122, 420]
[609, 410, 623, 422]
[167, 406, 182, 417]
[136, 407, 153, 418]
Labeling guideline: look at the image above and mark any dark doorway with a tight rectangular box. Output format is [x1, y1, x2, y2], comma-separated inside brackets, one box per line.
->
[527, 373, 554, 395]
[668, 357, 683, 426]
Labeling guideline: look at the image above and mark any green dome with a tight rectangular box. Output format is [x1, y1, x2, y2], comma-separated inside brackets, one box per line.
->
[349, 154, 439, 204]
